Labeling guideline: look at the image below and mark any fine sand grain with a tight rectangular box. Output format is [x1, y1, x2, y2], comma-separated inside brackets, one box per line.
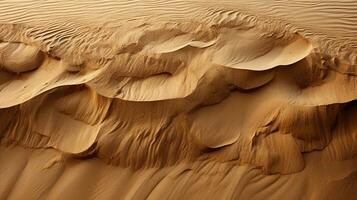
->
[0, 1, 356, 200]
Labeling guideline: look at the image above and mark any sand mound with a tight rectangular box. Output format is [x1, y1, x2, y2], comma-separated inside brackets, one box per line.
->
[0, 1, 356, 200]
[0, 42, 44, 73]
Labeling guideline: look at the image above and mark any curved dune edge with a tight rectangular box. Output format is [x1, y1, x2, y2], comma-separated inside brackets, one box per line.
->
[0, 23, 313, 104]
[222, 36, 313, 70]
[0, 1, 356, 199]
[0, 42, 44, 73]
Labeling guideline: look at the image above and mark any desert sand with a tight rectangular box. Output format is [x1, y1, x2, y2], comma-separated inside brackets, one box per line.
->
[0, 0, 356, 199]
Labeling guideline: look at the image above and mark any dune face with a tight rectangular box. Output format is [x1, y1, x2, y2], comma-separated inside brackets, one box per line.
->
[0, 1, 356, 200]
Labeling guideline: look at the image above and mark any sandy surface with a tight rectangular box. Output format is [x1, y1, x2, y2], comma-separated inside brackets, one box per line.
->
[0, 0, 356, 199]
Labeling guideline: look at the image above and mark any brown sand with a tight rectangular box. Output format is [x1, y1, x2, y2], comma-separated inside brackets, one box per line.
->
[0, 0, 356, 199]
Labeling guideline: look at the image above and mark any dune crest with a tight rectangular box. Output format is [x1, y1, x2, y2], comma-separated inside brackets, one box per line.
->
[0, 1, 356, 200]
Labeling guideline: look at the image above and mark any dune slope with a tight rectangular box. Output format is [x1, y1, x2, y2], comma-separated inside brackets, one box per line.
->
[0, 1, 356, 200]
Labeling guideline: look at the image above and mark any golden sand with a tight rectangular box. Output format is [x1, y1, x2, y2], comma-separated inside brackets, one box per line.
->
[0, 1, 356, 199]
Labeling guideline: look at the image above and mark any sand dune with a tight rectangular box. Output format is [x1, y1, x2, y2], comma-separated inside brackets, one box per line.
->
[0, 0, 356, 200]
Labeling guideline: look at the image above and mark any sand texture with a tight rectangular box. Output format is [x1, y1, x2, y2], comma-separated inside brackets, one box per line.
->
[0, 0, 356, 199]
